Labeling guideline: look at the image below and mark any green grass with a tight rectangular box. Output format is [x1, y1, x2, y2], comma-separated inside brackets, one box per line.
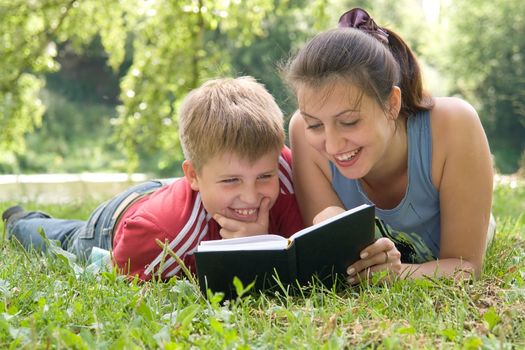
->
[1, 182, 524, 349]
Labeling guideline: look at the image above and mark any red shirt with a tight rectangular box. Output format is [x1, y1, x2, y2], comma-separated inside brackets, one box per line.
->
[112, 147, 304, 280]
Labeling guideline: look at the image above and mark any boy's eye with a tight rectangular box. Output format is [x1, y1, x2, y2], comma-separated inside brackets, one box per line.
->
[220, 178, 239, 184]
[257, 173, 274, 180]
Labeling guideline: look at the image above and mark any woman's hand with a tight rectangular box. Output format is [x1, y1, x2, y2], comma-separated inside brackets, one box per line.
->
[213, 197, 271, 239]
[346, 237, 403, 285]
[312, 206, 346, 225]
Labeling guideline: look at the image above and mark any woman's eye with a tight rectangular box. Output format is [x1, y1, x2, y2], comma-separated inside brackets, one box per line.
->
[341, 120, 358, 127]
[306, 123, 322, 130]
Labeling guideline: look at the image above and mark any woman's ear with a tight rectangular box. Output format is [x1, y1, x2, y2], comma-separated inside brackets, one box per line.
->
[388, 86, 402, 120]
[182, 160, 200, 191]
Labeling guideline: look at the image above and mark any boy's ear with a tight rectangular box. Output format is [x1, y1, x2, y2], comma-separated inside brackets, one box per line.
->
[388, 86, 402, 120]
[182, 160, 200, 191]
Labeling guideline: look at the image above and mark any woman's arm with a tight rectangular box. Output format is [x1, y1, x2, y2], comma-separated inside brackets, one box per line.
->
[432, 97, 493, 276]
[289, 111, 345, 225]
[348, 98, 494, 282]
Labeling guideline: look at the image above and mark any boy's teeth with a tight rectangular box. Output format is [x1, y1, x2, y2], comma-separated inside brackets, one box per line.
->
[335, 148, 360, 161]
[234, 209, 257, 216]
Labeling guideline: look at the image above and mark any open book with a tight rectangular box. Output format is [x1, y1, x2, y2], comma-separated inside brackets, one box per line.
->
[194, 204, 375, 297]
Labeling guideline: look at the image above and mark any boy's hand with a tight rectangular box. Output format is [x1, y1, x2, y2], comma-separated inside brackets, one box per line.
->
[213, 197, 271, 239]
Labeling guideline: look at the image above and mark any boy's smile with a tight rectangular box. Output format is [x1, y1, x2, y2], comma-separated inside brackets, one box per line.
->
[183, 150, 281, 223]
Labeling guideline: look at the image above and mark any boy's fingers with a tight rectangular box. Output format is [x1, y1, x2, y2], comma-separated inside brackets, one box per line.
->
[213, 214, 240, 236]
[261, 197, 271, 212]
[214, 213, 241, 228]
[213, 214, 227, 228]
[219, 227, 235, 239]
[257, 197, 271, 224]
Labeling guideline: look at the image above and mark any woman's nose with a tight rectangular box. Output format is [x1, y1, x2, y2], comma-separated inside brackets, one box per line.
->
[324, 127, 344, 154]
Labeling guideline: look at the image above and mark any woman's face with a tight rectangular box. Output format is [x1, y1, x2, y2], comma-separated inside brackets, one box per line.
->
[297, 82, 399, 180]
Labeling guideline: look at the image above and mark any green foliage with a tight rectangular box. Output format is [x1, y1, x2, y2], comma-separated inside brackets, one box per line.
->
[229, 0, 319, 119]
[19, 89, 127, 173]
[0, 74, 45, 155]
[0, 0, 76, 154]
[493, 179, 525, 223]
[441, 0, 525, 173]
[1, 0, 282, 173]
[2, 0, 523, 175]
[111, 0, 283, 172]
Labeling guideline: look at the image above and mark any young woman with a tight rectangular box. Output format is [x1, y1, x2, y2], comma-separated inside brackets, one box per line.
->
[285, 8, 494, 283]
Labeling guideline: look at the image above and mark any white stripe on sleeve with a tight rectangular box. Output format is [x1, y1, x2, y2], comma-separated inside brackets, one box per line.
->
[278, 155, 294, 194]
[279, 155, 292, 176]
[144, 194, 203, 276]
[159, 209, 208, 275]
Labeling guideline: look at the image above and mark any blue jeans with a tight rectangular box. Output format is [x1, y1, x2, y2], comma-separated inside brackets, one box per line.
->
[7, 179, 175, 261]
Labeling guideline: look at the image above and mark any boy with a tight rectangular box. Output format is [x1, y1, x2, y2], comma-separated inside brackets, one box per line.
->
[2, 77, 304, 280]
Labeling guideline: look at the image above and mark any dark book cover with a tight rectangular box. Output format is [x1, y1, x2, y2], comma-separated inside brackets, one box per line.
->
[194, 204, 375, 298]
[293, 204, 375, 286]
[194, 247, 296, 298]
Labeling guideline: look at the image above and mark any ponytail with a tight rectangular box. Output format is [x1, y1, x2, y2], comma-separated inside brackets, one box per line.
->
[334, 8, 434, 117]
[386, 29, 433, 117]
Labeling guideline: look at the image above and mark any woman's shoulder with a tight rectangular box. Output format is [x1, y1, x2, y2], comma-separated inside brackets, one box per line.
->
[428, 96, 490, 188]
[430, 97, 480, 128]
[429, 96, 484, 148]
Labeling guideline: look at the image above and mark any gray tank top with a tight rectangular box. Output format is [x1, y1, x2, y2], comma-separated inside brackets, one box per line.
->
[330, 110, 440, 263]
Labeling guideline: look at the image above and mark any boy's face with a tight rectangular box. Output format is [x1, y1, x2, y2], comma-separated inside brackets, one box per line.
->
[183, 150, 281, 223]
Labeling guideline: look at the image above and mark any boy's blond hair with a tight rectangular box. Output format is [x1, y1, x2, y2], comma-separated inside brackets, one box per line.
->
[179, 76, 285, 173]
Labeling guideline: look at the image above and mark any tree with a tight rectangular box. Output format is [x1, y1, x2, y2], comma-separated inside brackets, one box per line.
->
[0, 0, 70, 154]
[1, 0, 335, 174]
[114, 0, 283, 171]
[442, 0, 525, 173]
[0, 0, 282, 172]
[229, 0, 328, 120]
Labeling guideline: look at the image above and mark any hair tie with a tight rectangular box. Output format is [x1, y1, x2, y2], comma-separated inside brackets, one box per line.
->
[338, 8, 389, 45]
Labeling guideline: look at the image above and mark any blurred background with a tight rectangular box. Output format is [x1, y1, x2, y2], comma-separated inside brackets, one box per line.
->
[1, 0, 524, 201]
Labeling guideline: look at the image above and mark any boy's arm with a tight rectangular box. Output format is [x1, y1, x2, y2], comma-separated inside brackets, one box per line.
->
[112, 214, 201, 280]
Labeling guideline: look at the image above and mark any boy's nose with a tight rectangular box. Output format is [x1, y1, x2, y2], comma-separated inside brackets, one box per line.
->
[240, 186, 259, 205]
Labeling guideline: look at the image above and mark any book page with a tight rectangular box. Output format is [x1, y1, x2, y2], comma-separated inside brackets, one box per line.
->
[289, 204, 371, 241]
[196, 234, 289, 252]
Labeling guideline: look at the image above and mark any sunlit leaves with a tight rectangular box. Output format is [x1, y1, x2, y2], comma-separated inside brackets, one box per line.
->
[0, 74, 45, 153]
[1, 0, 275, 167]
[443, 0, 525, 172]
[0, 0, 84, 154]
[114, 0, 277, 171]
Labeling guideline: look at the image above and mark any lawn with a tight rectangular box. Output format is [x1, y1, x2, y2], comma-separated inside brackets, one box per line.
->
[0, 179, 524, 349]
